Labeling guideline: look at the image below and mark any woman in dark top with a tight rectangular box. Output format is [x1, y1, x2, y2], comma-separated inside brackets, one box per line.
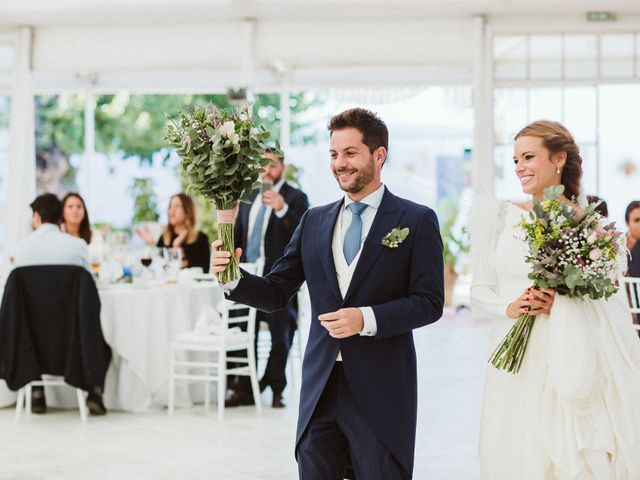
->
[153, 193, 210, 272]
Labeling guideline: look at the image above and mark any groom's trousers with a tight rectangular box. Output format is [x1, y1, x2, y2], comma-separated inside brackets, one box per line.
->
[296, 363, 410, 480]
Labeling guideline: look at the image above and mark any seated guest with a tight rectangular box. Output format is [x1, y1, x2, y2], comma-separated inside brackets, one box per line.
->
[12, 193, 107, 415]
[137, 193, 210, 272]
[14, 193, 89, 270]
[60, 192, 92, 244]
[587, 194, 609, 218]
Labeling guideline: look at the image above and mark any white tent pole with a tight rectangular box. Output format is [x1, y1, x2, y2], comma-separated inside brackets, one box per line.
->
[4, 26, 35, 271]
[240, 18, 256, 109]
[471, 15, 494, 196]
[83, 78, 96, 209]
[279, 68, 291, 152]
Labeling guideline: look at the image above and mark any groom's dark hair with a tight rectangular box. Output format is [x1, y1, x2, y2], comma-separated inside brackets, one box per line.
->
[328, 108, 388, 154]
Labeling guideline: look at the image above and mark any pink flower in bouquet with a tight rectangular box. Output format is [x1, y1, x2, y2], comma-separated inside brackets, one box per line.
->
[589, 248, 602, 261]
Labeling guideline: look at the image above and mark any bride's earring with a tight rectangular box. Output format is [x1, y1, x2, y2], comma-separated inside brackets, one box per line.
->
[556, 165, 561, 175]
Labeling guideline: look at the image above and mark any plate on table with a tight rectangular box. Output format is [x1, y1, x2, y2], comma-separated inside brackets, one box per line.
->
[193, 273, 216, 282]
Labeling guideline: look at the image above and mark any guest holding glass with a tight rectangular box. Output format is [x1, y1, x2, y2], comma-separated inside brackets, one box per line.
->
[137, 193, 210, 272]
[60, 192, 92, 244]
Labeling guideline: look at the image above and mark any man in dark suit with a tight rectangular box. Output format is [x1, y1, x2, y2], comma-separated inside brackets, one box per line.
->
[226, 148, 309, 409]
[212, 108, 444, 479]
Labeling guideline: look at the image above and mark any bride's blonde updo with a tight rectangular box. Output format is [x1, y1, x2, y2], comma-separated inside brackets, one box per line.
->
[515, 120, 583, 201]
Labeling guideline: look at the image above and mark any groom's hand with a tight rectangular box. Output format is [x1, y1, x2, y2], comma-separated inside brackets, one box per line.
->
[318, 308, 364, 338]
[210, 239, 242, 275]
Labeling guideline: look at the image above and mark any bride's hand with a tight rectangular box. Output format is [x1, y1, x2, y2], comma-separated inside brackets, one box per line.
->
[506, 287, 556, 318]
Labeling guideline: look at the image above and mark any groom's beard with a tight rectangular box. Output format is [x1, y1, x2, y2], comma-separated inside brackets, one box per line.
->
[334, 157, 375, 195]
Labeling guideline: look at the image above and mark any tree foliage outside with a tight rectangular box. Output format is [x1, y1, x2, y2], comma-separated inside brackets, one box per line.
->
[129, 177, 160, 224]
[34, 92, 321, 237]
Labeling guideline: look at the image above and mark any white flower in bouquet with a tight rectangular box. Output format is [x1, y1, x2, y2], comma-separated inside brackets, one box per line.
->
[219, 120, 235, 139]
[181, 132, 191, 148]
[589, 248, 602, 261]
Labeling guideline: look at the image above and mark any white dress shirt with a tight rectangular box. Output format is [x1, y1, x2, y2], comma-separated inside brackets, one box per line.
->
[13, 223, 90, 270]
[247, 178, 288, 267]
[225, 183, 384, 357]
[331, 184, 385, 360]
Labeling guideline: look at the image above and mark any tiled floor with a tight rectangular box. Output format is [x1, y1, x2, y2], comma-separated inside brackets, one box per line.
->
[0, 308, 488, 480]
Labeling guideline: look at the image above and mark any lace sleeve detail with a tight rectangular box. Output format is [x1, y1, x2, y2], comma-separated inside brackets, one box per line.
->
[469, 196, 511, 318]
[468, 195, 508, 267]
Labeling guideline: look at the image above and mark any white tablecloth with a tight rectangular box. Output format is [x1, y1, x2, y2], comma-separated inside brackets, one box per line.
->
[100, 281, 223, 412]
[0, 280, 223, 412]
[0, 381, 14, 408]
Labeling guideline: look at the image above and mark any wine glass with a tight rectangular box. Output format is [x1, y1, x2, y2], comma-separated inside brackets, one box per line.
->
[165, 247, 182, 283]
[138, 246, 154, 280]
[90, 257, 102, 276]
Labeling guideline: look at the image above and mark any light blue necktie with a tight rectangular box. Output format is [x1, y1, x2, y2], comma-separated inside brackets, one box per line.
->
[246, 203, 267, 263]
[343, 202, 368, 265]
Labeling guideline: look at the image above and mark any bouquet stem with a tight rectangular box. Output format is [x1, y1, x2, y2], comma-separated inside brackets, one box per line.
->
[489, 313, 536, 373]
[216, 207, 240, 284]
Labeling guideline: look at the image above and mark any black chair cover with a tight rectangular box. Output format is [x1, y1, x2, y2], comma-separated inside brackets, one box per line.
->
[0, 265, 111, 391]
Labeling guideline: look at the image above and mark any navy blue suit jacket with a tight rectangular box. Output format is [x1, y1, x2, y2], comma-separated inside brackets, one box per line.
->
[227, 187, 444, 474]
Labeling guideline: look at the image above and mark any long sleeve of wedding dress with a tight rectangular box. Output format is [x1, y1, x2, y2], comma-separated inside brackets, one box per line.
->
[469, 197, 512, 319]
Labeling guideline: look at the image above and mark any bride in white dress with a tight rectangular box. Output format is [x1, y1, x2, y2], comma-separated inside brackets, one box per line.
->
[471, 120, 640, 480]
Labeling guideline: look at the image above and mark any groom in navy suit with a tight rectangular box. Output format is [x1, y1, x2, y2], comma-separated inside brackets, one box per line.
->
[212, 108, 444, 479]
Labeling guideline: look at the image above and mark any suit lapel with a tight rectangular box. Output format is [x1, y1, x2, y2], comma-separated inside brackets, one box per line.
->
[342, 189, 403, 305]
[318, 199, 343, 303]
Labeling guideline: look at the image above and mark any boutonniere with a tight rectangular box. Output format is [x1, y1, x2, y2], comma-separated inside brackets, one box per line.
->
[381, 227, 410, 248]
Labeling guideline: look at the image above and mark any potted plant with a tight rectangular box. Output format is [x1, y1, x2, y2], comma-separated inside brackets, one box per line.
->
[439, 199, 470, 306]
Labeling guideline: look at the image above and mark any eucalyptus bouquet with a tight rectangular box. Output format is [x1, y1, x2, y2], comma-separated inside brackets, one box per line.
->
[490, 185, 626, 373]
[164, 103, 275, 283]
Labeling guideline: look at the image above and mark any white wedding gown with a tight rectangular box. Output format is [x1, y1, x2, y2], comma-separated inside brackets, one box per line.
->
[471, 201, 640, 480]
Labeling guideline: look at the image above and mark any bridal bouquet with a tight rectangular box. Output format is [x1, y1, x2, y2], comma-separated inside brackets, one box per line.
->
[490, 185, 626, 373]
[164, 103, 274, 283]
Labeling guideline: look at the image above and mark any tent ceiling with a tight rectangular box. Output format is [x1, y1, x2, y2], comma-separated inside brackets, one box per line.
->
[1, 0, 640, 91]
[1, 0, 640, 27]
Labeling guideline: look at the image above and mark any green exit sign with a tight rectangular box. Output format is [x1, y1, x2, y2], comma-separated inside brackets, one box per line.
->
[586, 11, 616, 22]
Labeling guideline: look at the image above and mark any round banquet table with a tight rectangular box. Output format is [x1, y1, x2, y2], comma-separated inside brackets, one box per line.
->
[100, 280, 224, 412]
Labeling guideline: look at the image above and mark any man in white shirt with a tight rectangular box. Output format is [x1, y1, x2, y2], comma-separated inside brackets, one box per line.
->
[12, 194, 104, 415]
[226, 149, 309, 409]
[14, 193, 89, 270]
